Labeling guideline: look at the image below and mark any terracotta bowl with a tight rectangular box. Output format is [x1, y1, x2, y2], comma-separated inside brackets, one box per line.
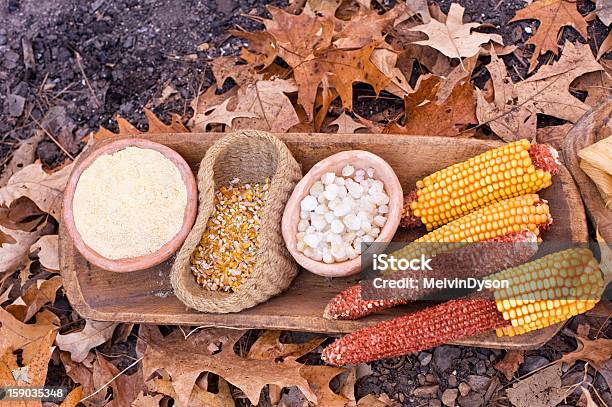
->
[62, 138, 198, 272]
[282, 150, 403, 277]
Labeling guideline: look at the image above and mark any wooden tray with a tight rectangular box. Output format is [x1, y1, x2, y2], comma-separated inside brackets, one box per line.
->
[60, 133, 587, 349]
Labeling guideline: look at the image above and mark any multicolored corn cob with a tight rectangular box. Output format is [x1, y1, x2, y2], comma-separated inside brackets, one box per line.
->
[393, 194, 550, 266]
[401, 140, 559, 230]
[324, 230, 539, 320]
[491, 247, 603, 336]
[322, 248, 604, 366]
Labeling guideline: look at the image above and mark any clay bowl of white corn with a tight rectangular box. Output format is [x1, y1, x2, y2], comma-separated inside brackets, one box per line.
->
[282, 150, 403, 277]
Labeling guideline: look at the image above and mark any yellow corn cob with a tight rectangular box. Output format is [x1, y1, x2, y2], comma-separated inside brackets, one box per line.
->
[392, 194, 550, 262]
[490, 248, 604, 336]
[408, 140, 556, 230]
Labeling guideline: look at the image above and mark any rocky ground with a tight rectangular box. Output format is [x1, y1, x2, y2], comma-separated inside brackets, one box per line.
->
[1, 0, 610, 406]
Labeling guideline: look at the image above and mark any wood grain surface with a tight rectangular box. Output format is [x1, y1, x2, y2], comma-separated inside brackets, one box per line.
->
[60, 133, 589, 349]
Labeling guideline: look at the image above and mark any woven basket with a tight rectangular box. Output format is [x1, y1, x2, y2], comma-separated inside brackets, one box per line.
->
[171, 130, 302, 313]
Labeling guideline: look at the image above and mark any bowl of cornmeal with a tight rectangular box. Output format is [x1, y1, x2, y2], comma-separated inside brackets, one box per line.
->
[62, 138, 198, 272]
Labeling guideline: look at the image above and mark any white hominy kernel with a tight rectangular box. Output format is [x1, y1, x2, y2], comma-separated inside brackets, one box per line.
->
[343, 231, 356, 242]
[337, 185, 348, 198]
[301, 195, 317, 211]
[331, 219, 345, 234]
[305, 226, 316, 234]
[370, 227, 380, 236]
[311, 249, 323, 261]
[374, 215, 386, 227]
[322, 252, 334, 263]
[322, 172, 336, 185]
[346, 245, 357, 260]
[342, 165, 355, 177]
[298, 219, 309, 232]
[343, 213, 361, 231]
[334, 177, 346, 186]
[378, 204, 389, 214]
[324, 212, 336, 224]
[309, 181, 324, 197]
[333, 202, 351, 217]
[304, 233, 322, 248]
[300, 211, 310, 219]
[361, 221, 372, 234]
[327, 233, 343, 245]
[317, 194, 326, 203]
[331, 243, 347, 261]
[355, 169, 365, 178]
[311, 214, 327, 231]
[297, 240, 306, 251]
[347, 182, 363, 199]
[323, 183, 339, 201]
[314, 203, 327, 215]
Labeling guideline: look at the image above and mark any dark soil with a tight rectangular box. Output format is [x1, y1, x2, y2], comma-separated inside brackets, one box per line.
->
[1, 1, 611, 406]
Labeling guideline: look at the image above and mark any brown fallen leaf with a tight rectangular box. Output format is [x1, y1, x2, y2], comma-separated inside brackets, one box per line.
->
[0, 131, 44, 188]
[59, 386, 84, 407]
[597, 30, 612, 60]
[231, 29, 277, 70]
[6, 275, 62, 322]
[138, 326, 318, 406]
[579, 386, 598, 407]
[387, 74, 477, 137]
[0, 162, 73, 221]
[132, 393, 165, 407]
[263, 6, 333, 69]
[510, 0, 588, 73]
[211, 56, 260, 88]
[300, 365, 349, 407]
[436, 54, 479, 102]
[30, 234, 59, 270]
[333, 6, 400, 49]
[476, 42, 604, 142]
[246, 330, 325, 361]
[60, 352, 102, 406]
[506, 365, 565, 407]
[535, 123, 573, 151]
[191, 97, 259, 131]
[571, 65, 612, 107]
[494, 350, 524, 380]
[93, 109, 188, 140]
[91, 351, 143, 407]
[147, 375, 234, 407]
[357, 393, 397, 406]
[370, 47, 412, 97]
[0, 224, 41, 274]
[557, 335, 612, 390]
[293, 43, 390, 120]
[329, 112, 368, 133]
[231, 79, 301, 133]
[596, 0, 611, 26]
[56, 320, 119, 363]
[409, 3, 503, 59]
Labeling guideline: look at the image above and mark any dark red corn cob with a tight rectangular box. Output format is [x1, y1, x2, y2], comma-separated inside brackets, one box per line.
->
[322, 297, 509, 366]
[323, 230, 538, 320]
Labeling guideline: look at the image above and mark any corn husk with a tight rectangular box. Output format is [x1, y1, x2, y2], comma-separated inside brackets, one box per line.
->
[579, 136, 612, 209]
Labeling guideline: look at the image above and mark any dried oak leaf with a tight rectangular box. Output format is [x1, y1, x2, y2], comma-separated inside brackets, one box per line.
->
[506, 365, 565, 407]
[56, 320, 119, 363]
[596, 0, 612, 26]
[0, 131, 44, 188]
[146, 375, 234, 407]
[211, 56, 260, 88]
[333, 6, 400, 49]
[30, 234, 59, 270]
[263, 6, 333, 69]
[0, 162, 73, 221]
[597, 31, 612, 60]
[93, 108, 188, 141]
[557, 335, 612, 390]
[408, 3, 503, 59]
[0, 329, 55, 404]
[387, 74, 477, 137]
[0, 224, 41, 274]
[191, 97, 259, 131]
[494, 350, 524, 380]
[329, 112, 368, 133]
[58, 386, 83, 407]
[300, 365, 351, 407]
[92, 351, 143, 407]
[138, 326, 318, 406]
[535, 123, 573, 151]
[294, 43, 390, 121]
[510, 0, 588, 73]
[370, 47, 412, 97]
[6, 275, 62, 322]
[231, 79, 301, 133]
[476, 42, 604, 142]
[571, 61, 612, 107]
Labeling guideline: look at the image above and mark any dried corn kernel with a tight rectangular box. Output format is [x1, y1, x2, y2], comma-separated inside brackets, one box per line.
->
[190, 178, 270, 292]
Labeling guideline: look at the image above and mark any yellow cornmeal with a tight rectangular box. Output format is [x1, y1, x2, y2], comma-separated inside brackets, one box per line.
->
[72, 147, 187, 259]
[191, 178, 269, 292]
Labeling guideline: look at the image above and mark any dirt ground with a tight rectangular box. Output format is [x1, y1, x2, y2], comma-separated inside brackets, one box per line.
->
[1, 0, 611, 406]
